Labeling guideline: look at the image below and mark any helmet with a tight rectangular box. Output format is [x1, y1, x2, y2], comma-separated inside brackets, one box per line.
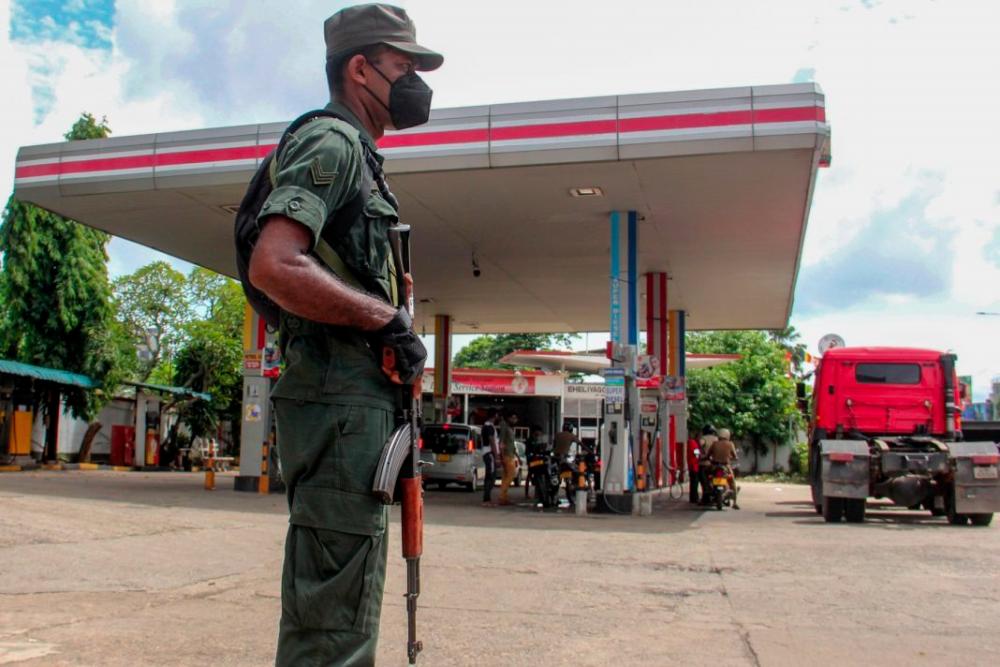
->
[701, 424, 717, 436]
[718, 428, 731, 440]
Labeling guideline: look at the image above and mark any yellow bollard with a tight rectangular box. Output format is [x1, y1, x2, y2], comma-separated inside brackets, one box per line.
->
[204, 459, 215, 491]
[258, 441, 269, 494]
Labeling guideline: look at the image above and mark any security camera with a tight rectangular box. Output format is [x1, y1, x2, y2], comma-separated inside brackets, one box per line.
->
[472, 252, 481, 278]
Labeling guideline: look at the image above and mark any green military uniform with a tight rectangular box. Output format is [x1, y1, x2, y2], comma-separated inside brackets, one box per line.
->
[262, 101, 399, 666]
[257, 5, 442, 664]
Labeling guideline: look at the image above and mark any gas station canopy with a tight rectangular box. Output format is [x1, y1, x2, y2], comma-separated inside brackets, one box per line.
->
[14, 83, 830, 335]
[499, 350, 741, 375]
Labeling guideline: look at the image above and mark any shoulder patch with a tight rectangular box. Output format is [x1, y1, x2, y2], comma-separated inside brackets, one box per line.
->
[310, 157, 338, 186]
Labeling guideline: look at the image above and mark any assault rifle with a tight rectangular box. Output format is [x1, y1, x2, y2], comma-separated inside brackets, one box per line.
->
[372, 223, 425, 665]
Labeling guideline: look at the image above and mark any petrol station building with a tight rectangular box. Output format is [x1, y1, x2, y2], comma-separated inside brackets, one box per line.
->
[13, 83, 831, 502]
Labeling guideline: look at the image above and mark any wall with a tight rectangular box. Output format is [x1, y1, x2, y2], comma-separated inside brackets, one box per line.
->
[29, 398, 141, 460]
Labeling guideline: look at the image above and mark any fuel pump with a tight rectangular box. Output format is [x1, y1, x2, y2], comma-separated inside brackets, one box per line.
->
[599, 344, 640, 512]
[638, 394, 660, 491]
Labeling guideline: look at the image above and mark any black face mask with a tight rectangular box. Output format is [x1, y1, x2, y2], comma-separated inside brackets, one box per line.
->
[364, 61, 433, 130]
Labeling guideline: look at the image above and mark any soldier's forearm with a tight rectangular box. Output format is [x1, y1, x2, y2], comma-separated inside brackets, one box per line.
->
[250, 216, 396, 331]
[266, 252, 395, 330]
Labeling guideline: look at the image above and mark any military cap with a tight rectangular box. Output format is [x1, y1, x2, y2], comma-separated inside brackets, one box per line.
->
[324, 3, 443, 72]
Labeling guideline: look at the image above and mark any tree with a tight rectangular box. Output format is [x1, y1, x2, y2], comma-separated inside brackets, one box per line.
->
[171, 271, 245, 438]
[172, 320, 243, 439]
[453, 333, 578, 369]
[686, 330, 801, 472]
[0, 113, 119, 460]
[768, 326, 808, 378]
[112, 261, 190, 381]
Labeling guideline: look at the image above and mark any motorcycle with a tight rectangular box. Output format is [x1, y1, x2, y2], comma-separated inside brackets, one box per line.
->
[527, 448, 562, 509]
[707, 463, 740, 511]
[560, 444, 598, 507]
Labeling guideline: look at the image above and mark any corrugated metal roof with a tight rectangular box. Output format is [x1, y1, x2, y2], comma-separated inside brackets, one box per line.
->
[125, 382, 211, 402]
[0, 359, 99, 389]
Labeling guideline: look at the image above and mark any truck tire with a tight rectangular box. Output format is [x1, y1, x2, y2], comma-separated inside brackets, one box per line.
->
[969, 513, 994, 527]
[946, 490, 968, 525]
[844, 498, 866, 523]
[809, 446, 823, 515]
[822, 496, 844, 523]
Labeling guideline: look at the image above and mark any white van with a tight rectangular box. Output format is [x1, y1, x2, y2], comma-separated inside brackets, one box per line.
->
[419, 423, 484, 492]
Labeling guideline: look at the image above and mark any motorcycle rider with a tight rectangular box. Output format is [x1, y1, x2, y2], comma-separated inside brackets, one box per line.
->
[706, 427, 740, 510]
[553, 423, 582, 506]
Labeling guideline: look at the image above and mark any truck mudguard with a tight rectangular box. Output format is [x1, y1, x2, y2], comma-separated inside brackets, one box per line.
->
[821, 440, 870, 499]
[946, 441, 1000, 514]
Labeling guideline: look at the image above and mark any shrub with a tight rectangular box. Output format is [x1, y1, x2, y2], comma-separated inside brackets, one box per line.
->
[789, 441, 809, 476]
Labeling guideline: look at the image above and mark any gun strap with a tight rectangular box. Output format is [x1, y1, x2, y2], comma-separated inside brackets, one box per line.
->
[314, 239, 366, 292]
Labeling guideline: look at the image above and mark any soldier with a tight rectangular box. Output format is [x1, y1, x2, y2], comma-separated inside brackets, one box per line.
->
[247, 4, 441, 665]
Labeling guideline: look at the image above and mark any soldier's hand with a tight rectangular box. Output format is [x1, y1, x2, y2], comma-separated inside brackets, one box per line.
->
[372, 306, 427, 386]
[404, 272, 413, 304]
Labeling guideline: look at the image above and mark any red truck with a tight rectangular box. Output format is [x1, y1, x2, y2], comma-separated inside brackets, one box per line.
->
[808, 347, 1000, 525]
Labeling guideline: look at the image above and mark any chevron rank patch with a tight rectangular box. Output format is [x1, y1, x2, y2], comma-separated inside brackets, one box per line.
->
[310, 157, 337, 186]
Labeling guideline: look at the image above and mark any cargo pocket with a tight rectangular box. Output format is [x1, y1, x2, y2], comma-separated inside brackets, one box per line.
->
[285, 485, 388, 635]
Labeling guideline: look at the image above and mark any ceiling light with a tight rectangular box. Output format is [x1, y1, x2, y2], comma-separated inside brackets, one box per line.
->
[569, 186, 604, 198]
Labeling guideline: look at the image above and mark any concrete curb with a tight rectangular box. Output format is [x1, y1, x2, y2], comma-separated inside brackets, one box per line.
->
[0, 463, 182, 473]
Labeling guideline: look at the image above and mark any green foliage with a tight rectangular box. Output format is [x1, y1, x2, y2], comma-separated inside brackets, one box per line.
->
[64, 113, 112, 141]
[112, 261, 190, 380]
[789, 441, 809, 476]
[109, 262, 246, 437]
[453, 333, 578, 369]
[686, 330, 801, 470]
[173, 319, 244, 438]
[0, 113, 119, 420]
[768, 325, 808, 378]
[186, 267, 245, 338]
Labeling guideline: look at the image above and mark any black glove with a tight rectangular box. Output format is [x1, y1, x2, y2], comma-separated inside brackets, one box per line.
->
[371, 307, 427, 386]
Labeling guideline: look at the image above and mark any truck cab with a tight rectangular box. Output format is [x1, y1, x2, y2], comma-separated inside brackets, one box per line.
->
[809, 347, 999, 525]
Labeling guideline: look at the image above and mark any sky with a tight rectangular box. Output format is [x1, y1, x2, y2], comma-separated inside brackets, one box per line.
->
[1, 0, 999, 400]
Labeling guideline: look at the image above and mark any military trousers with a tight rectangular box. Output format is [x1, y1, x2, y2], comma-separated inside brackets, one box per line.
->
[273, 398, 394, 667]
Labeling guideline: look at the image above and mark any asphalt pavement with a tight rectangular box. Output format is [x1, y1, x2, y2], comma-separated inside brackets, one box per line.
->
[0, 470, 997, 666]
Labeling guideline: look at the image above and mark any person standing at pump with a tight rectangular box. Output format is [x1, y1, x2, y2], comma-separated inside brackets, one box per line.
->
[498, 411, 519, 505]
[246, 5, 441, 665]
[481, 409, 500, 506]
[686, 435, 701, 504]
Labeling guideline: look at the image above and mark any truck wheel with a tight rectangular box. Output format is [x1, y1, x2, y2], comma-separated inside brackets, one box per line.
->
[970, 513, 994, 527]
[822, 496, 844, 523]
[945, 488, 969, 525]
[809, 447, 823, 514]
[844, 498, 866, 523]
